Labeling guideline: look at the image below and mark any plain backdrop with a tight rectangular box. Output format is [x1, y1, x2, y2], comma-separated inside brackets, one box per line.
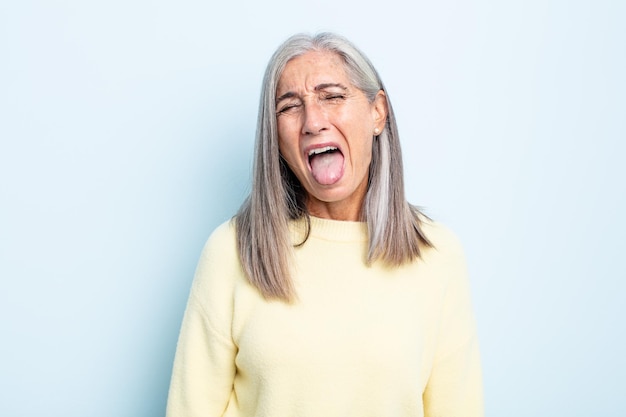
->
[1, 0, 624, 416]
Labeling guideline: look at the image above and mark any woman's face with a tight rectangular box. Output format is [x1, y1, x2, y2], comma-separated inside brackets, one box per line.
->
[276, 51, 387, 221]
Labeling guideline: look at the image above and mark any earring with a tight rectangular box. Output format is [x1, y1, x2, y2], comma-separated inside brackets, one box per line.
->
[374, 128, 380, 135]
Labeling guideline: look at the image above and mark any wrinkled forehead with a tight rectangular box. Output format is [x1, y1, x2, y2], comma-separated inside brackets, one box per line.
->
[275, 50, 357, 97]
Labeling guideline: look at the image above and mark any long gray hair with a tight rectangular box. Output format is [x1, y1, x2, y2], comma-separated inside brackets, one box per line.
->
[236, 32, 431, 302]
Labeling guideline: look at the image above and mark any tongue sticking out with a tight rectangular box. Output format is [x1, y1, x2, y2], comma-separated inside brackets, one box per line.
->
[310, 150, 344, 185]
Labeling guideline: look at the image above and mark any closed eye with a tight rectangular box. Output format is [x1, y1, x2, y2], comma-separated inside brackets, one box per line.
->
[277, 103, 301, 115]
[323, 94, 346, 101]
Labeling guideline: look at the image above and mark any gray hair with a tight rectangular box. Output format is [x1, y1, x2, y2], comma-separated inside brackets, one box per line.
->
[236, 32, 431, 301]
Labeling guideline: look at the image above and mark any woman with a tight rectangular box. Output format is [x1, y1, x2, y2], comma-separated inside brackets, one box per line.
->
[167, 33, 483, 417]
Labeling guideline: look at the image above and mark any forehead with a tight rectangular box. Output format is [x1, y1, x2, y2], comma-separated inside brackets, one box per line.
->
[276, 50, 351, 95]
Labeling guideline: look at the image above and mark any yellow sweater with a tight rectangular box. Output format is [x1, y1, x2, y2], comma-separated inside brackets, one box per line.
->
[167, 216, 483, 417]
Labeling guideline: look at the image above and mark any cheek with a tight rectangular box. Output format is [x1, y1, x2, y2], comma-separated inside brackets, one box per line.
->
[355, 134, 374, 168]
[277, 123, 297, 155]
[277, 136, 300, 169]
[360, 146, 374, 172]
[277, 114, 301, 134]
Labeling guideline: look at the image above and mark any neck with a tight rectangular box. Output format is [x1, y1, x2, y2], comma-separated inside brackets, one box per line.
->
[303, 172, 370, 221]
[305, 186, 367, 222]
[308, 203, 362, 221]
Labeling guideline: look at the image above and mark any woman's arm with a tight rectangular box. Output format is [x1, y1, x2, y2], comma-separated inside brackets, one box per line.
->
[166, 223, 238, 417]
[423, 233, 484, 417]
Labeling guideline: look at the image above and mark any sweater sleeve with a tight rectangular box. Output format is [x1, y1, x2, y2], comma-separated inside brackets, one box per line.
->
[423, 231, 484, 417]
[166, 223, 238, 417]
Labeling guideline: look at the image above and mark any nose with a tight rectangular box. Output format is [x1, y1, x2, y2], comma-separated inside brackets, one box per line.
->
[301, 101, 328, 136]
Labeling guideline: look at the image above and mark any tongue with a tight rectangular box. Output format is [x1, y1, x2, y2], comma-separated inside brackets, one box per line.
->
[310, 151, 344, 185]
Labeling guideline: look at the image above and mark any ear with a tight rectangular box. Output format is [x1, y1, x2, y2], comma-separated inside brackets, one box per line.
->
[371, 90, 388, 132]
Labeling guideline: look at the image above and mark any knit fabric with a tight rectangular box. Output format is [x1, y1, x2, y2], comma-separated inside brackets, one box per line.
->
[166, 216, 483, 417]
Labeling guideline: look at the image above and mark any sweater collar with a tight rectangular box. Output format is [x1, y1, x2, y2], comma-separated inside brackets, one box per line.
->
[291, 215, 368, 243]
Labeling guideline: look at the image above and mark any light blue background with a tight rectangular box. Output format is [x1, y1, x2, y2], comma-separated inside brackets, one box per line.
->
[1, 0, 624, 416]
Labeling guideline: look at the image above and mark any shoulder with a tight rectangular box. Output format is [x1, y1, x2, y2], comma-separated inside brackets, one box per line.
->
[197, 218, 240, 273]
[202, 218, 238, 254]
[191, 219, 243, 300]
[416, 217, 469, 287]
[419, 217, 465, 257]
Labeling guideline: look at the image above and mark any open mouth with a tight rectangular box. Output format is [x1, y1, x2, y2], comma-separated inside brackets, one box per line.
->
[308, 145, 340, 160]
[307, 146, 344, 185]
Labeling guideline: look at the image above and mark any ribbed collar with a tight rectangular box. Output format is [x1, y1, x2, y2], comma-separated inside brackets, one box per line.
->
[290, 215, 369, 243]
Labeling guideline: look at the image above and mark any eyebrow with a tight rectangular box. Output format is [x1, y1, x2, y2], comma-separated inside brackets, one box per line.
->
[315, 83, 348, 92]
[276, 91, 297, 103]
[275, 83, 349, 104]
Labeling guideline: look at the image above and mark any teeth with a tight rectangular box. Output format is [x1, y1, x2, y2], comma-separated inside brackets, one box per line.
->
[308, 146, 337, 156]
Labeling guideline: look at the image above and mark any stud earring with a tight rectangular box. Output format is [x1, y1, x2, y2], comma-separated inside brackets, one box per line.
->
[374, 128, 380, 135]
